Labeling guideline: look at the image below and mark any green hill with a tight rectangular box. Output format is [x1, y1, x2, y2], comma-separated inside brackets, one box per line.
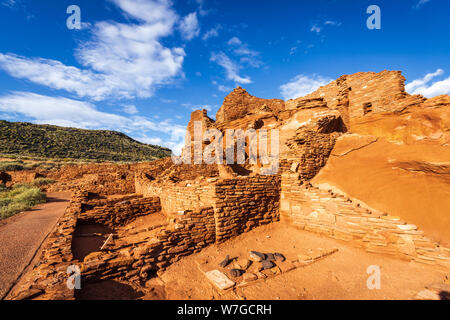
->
[0, 120, 172, 162]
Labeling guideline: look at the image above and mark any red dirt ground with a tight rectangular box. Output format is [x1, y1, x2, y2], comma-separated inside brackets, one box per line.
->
[153, 222, 448, 300]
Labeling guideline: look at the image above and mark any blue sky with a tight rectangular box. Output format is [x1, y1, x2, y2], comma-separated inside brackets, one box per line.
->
[0, 0, 449, 153]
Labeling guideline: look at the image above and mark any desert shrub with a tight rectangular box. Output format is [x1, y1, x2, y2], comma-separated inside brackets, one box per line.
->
[22, 162, 40, 170]
[0, 184, 46, 220]
[0, 161, 24, 171]
[33, 178, 56, 186]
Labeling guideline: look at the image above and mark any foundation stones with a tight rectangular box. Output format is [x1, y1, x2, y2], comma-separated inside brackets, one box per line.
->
[243, 273, 258, 282]
[235, 258, 252, 270]
[205, 270, 235, 290]
[249, 251, 265, 262]
[219, 255, 231, 268]
[229, 269, 243, 278]
[261, 260, 275, 270]
[265, 253, 275, 261]
[274, 253, 286, 262]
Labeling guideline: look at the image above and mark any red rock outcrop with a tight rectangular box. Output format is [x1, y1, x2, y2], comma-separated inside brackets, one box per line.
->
[215, 86, 285, 123]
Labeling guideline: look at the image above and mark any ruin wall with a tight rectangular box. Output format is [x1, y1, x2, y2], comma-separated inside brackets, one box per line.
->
[280, 173, 450, 268]
[80, 196, 161, 227]
[214, 176, 280, 242]
[140, 181, 216, 214]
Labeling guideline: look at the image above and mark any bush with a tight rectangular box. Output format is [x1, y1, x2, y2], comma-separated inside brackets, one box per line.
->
[33, 178, 56, 187]
[0, 161, 24, 171]
[0, 184, 46, 220]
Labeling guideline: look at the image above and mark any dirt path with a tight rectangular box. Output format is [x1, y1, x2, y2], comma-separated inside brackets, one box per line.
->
[0, 192, 70, 299]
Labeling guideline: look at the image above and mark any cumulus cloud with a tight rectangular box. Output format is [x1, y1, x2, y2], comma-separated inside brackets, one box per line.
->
[0, 0, 185, 101]
[178, 12, 200, 40]
[280, 74, 332, 100]
[210, 52, 252, 84]
[405, 69, 450, 97]
[0, 91, 186, 153]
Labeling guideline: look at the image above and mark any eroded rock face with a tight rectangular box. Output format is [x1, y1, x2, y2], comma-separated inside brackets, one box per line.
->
[215, 87, 285, 123]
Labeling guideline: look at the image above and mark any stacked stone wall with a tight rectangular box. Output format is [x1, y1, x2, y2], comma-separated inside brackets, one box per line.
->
[280, 174, 450, 268]
[214, 176, 280, 242]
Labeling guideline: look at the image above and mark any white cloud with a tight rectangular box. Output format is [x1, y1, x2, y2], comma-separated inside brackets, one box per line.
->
[160, 98, 176, 103]
[202, 26, 220, 40]
[178, 12, 200, 40]
[1, 0, 16, 8]
[227, 37, 242, 46]
[413, 0, 431, 9]
[211, 80, 231, 92]
[226, 37, 261, 68]
[227, 37, 258, 57]
[406, 69, 450, 97]
[218, 84, 232, 92]
[0, 91, 186, 153]
[112, 0, 178, 24]
[123, 104, 139, 114]
[210, 52, 252, 84]
[0, 0, 185, 101]
[233, 46, 259, 57]
[0, 92, 127, 129]
[310, 20, 341, 34]
[139, 136, 163, 145]
[310, 25, 321, 33]
[405, 69, 443, 92]
[280, 74, 332, 100]
[324, 20, 342, 26]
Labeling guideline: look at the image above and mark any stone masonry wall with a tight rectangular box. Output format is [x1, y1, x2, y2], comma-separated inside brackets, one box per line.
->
[303, 71, 407, 117]
[293, 71, 426, 129]
[141, 181, 216, 214]
[80, 196, 161, 227]
[214, 176, 280, 242]
[137, 175, 281, 243]
[280, 173, 450, 268]
[81, 207, 217, 284]
[9, 193, 216, 299]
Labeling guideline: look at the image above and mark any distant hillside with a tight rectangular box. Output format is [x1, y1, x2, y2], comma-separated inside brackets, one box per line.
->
[0, 120, 172, 162]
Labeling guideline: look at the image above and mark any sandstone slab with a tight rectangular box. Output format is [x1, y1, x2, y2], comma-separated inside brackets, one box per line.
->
[205, 270, 235, 290]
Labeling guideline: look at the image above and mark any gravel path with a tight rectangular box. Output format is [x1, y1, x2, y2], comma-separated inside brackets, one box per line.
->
[0, 193, 70, 299]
